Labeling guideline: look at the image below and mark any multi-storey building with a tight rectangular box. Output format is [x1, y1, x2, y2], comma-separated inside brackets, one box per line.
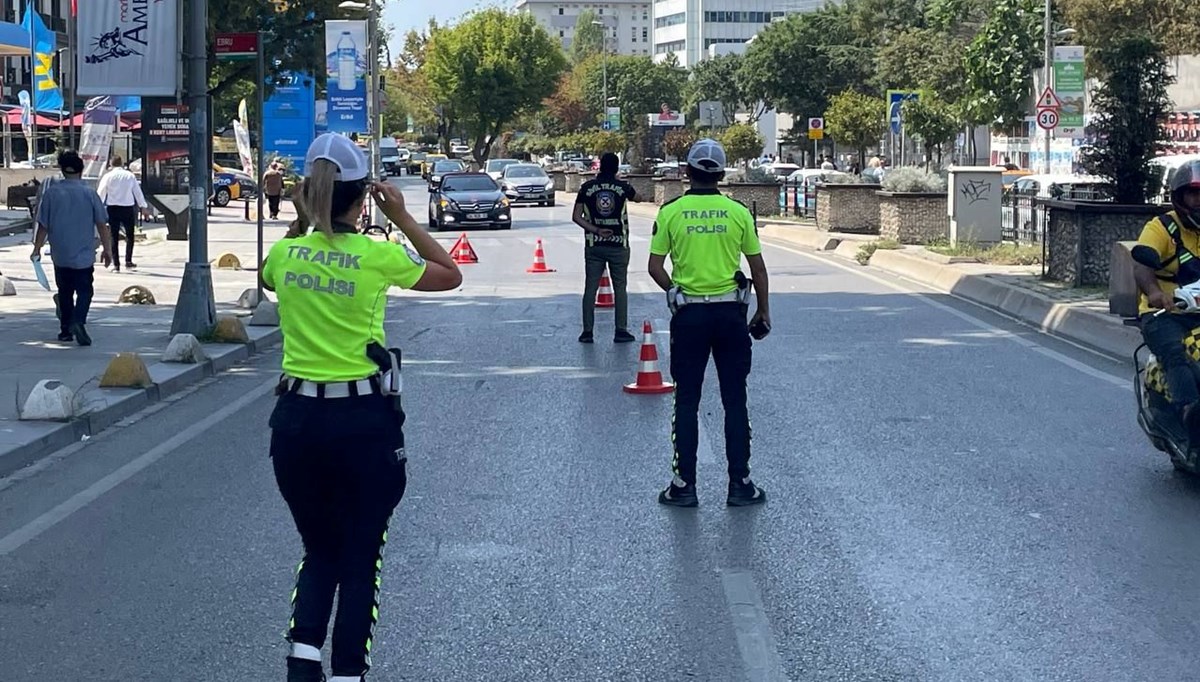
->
[1, 0, 68, 105]
[515, 0, 656, 57]
[651, 0, 824, 67]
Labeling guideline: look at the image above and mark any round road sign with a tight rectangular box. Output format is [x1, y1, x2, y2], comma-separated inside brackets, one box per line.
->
[1036, 108, 1059, 130]
[808, 117, 823, 130]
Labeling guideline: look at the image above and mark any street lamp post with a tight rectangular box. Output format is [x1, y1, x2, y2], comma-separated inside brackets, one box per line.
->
[592, 20, 607, 128]
[340, 1, 382, 223]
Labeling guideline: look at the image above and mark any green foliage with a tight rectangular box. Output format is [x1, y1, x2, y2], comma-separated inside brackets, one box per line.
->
[580, 56, 687, 131]
[823, 89, 886, 166]
[926, 238, 1042, 265]
[960, 0, 1043, 132]
[873, 28, 970, 106]
[738, 7, 874, 119]
[662, 128, 698, 160]
[1062, 0, 1200, 58]
[1080, 35, 1173, 204]
[903, 97, 959, 168]
[586, 130, 628, 155]
[571, 10, 606, 64]
[720, 124, 764, 165]
[881, 167, 947, 192]
[742, 166, 776, 184]
[684, 54, 750, 125]
[856, 238, 902, 264]
[424, 9, 567, 161]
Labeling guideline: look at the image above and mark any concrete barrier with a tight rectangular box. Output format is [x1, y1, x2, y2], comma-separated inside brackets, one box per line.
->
[237, 288, 261, 309]
[249, 300, 280, 327]
[163, 333, 209, 363]
[118, 285, 156, 304]
[214, 252, 242, 270]
[100, 353, 154, 388]
[0, 275, 15, 296]
[19, 379, 75, 421]
[211, 315, 251, 343]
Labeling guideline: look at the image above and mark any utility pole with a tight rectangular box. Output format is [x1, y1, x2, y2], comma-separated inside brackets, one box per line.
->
[171, 0, 216, 336]
[255, 31, 265, 302]
[1042, 0, 1052, 174]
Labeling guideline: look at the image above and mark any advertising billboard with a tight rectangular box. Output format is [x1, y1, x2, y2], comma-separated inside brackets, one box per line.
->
[141, 98, 192, 195]
[324, 20, 368, 133]
[264, 73, 317, 174]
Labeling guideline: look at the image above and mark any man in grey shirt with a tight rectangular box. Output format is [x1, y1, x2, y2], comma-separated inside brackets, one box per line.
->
[30, 150, 113, 346]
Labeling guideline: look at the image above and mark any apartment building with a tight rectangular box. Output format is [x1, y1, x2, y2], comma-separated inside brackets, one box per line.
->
[651, 0, 825, 67]
[515, 0, 655, 57]
[0, 0, 68, 104]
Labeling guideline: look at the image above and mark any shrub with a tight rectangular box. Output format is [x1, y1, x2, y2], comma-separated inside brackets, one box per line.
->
[740, 166, 775, 184]
[881, 167, 947, 193]
[820, 172, 865, 185]
[855, 239, 901, 265]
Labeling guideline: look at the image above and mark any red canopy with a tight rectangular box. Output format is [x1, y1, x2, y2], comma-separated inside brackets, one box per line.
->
[59, 112, 140, 129]
[3, 110, 60, 127]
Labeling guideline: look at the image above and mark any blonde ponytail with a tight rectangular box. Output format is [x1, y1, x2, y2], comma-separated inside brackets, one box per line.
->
[296, 159, 339, 237]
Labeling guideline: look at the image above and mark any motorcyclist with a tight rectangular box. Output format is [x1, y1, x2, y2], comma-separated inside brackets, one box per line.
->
[1133, 159, 1200, 431]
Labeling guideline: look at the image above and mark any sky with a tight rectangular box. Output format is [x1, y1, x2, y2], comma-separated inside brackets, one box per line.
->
[383, 0, 507, 60]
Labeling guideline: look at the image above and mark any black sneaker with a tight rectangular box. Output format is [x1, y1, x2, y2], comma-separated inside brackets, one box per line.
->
[286, 656, 326, 682]
[578, 331, 594, 344]
[657, 479, 698, 507]
[57, 332, 73, 343]
[70, 322, 92, 347]
[727, 478, 766, 507]
[614, 329, 636, 343]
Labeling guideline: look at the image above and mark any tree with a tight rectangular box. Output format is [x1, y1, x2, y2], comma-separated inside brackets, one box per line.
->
[543, 65, 595, 134]
[571, 10, 606, 64]
[903, 97, 959, 169]
[684, 54, 751, 126]
[873, 28, 969, 107]
[581, 55, 686, 131]
[424, 9, 567, 162]
[823, 90, 887, 168]
[1080, 35, 1173, 204]
[721, 124, 765, 165]
[960, 0, 1043, 134]
[1062, 0, 1200, 57]
[738, 7, 874, 120]
[587, 130, 627, 155]
[662, 128, 697, 160]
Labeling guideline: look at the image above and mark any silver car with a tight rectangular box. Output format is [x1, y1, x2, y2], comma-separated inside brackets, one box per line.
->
[500, 164, 555, 206]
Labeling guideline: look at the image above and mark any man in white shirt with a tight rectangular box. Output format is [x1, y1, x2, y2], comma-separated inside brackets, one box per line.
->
[96, 156, 150, 272]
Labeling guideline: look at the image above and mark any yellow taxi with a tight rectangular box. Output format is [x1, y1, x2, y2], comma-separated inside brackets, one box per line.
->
[422, 154, 448, 180]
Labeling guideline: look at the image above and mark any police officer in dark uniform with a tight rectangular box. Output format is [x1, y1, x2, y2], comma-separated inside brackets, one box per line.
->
[648, 138, 771, 507]
[261, 133, 461, 682]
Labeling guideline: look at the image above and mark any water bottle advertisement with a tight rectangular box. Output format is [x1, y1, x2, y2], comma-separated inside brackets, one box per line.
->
[323, 20, 368, 134]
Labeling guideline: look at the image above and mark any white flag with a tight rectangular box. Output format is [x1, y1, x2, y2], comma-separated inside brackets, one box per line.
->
[233, 120, 255, 177]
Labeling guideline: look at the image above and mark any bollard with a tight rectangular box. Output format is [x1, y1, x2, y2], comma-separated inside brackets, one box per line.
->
[0, 275, 15, 296]
[163, 333, 209, 363]
[244, 199, 250, 221]
[20, 379, 76, 420]
[214, 252, 242, 270]
[117, 285, 156, 305]
[211, 315, 251, 343]
[100, 353, 154, 388]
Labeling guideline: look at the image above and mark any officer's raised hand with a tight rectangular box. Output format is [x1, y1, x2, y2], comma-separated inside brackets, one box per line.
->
[370, 181, 406, 212]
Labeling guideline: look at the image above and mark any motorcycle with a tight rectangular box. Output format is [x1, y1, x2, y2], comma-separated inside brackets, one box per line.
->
[1133, 273, 1200, 474]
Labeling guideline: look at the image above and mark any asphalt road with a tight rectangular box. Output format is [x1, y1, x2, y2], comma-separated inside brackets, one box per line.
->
[2, 176, 1198, 681]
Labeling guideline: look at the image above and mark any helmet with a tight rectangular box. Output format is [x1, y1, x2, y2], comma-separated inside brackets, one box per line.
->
[1169, 160, 1200, 229]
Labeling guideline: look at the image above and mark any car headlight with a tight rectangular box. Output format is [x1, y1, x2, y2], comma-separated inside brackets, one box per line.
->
[544, 180, 554, 190]
[439, 198, 457, 209]
[499, 198, 510, 207]
[432, 175, 442, 183]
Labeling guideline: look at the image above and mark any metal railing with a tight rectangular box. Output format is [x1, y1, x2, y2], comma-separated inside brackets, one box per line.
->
[1000, 184, 1114, 245]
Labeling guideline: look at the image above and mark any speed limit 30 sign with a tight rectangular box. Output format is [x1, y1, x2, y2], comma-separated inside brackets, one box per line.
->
[1036, 108, 1059, 130]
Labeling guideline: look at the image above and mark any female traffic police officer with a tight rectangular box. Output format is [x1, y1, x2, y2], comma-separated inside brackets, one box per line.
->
[261, 133, 461, 682]
[647, 138, 772, 508]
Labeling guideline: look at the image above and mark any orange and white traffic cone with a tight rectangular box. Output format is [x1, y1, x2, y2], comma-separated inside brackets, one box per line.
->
[595, 267, 615, 308]
[450, 233, 479, 264]
[526, 238, 556, 273]
[624, 320, 674, 395]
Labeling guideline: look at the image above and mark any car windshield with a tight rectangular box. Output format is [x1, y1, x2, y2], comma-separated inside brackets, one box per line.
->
[442, 175, 498, 192]
[487, 160, 518, 172]
[434, 162, 464, 172]
[505, 166, 547, 179]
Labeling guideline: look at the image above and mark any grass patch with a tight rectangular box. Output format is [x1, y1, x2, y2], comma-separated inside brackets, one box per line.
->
[924, 238, 1041, 266]
[856, 239, 902, 265]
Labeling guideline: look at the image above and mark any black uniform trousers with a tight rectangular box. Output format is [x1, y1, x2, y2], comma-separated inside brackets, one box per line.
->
[269, 389, 407, 678]
[106, 205, 138, 265]
[669, 301, 753, 486]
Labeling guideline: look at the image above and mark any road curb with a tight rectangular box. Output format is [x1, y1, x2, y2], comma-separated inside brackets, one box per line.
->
[761, 228, 1140, 360]
[0, 327, 282, 479]
[0, 219, 32, 237]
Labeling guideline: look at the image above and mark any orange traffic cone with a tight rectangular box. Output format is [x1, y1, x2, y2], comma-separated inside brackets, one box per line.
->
[595, 267, 615, 308]
[450, 233, 478, 264]
[624, 320, 674, 395]
[526, 239, 556, 273]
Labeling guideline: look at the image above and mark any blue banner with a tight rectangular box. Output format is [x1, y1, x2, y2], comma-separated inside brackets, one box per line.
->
[22, 1, 63, 113]
[324, 20, 368, 134]
[264, 72, 316, 174]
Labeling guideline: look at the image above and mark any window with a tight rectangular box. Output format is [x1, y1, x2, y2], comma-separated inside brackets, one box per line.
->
[642, 27, 648, 40]
[654, 12, 685, 27]
[703, 38, 747, 48]
[598, 7, 603, 13]
[702, 10, 775, 23]
[560, 30, 565, 36]
[655, 40, 685, 53]
[642, 10, 648, 20]
[558, 7, 564, 13]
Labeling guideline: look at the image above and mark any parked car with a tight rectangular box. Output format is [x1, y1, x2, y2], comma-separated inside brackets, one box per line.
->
[427, 172, 511, 230]
[212, 166, 260, 207]
[485, 158, 521, 181]
[499, 164, 556, 206]
[429, 159, 467, 187]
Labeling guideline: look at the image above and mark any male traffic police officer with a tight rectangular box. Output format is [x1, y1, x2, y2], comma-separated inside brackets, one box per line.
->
[648, 138, 771, 507]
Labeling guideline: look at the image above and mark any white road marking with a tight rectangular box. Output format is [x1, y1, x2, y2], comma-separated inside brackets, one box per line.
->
[0, 375, 279, 556]
[763, 240, 1130, 392]
[721, 569, 790, 682]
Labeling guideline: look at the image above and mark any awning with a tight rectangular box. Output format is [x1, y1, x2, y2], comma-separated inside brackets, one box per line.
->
[0, 21, 31, 57]
[3, 110, 59, 127]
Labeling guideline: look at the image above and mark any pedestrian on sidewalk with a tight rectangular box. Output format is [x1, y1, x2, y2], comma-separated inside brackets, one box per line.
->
[30, 150, 113, 346]
[96, 155, 150, 272]
[261, 133, 461, 682]
[263, 161, 285, 220]
[647, 138, 771, 508]
[573, 152, 643, 344]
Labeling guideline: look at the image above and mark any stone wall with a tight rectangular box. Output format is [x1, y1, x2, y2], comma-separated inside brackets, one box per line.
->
[723, 183, 780, 217]
[878, 192, 949, 244]
[817, 184, 882, 234]
[1045, 200, 1166, 286]
[565, 172, 582, 193]
[654, 179, 684, 205]
[624, 174, 655, 202]
[550, 170, 566, 192]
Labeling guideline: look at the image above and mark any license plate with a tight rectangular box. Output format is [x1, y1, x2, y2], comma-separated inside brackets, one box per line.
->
[467, 213, 487, 220]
